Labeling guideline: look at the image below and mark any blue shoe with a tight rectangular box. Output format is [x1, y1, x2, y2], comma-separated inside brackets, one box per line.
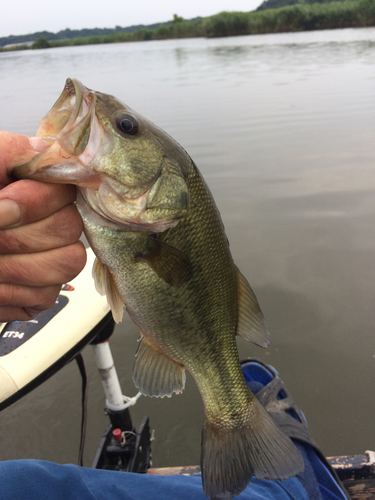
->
[241, 358, 351, 500]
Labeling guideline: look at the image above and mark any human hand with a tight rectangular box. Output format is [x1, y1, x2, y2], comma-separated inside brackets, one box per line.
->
[0, 131, 86, 322]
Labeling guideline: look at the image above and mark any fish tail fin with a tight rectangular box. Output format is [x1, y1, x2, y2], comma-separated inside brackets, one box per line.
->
[201, 397, 304, 500]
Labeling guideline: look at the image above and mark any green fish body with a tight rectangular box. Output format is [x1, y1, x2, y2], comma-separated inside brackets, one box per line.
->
[14, 79, 303, 500]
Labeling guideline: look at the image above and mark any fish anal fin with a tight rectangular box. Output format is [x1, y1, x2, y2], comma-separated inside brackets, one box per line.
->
[133, 335, 186, 398]
[236, 268, 270, 348]
[136, 237, 193, 287]
[92, 257, 124, 323]
[201, 397, 304, 500]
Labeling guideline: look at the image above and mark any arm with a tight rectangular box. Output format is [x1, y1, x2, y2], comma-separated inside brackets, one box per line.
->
[0, 132, 86, 322]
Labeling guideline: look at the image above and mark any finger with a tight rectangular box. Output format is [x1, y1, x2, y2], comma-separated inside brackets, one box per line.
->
[0, 179, 77, 228]
[0, 241, 87, 287]
[0, 284, 62, 322]
[0, 307, 40, 322]
[0, 132, 48, 187]
[0, 204, 83, 254]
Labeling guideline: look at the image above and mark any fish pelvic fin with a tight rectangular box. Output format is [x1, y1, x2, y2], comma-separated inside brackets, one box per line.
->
[133, 334, 186, 398]
[135, 236, 193, 287]
[201, 397, 304, 500]
[236, 268, 271, 348]
[92, 257, 124, 323]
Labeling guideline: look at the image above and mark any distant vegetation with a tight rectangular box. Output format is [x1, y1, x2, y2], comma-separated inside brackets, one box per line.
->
[31, 37, 51, 49]
[256, 0, 354, 11]
[0, 22, 177, 48]
[1, 0, 375, 52]
[0, 18, 201, 49]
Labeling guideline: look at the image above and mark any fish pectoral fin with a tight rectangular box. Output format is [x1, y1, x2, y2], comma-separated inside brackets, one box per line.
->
[133, 334, 186, 398]
[135, 237, 193, 287]
[92, 258, 106, 295]
[201, 397, 304, 500]
[236, 267, 270, 348]
[92, 257, 124, 323]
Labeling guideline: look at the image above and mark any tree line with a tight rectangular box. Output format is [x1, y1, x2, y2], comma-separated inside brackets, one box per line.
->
[0, 18, 201, 48]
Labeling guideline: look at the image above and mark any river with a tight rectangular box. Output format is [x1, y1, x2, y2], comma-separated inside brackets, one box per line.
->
[0, 27, 374, 467]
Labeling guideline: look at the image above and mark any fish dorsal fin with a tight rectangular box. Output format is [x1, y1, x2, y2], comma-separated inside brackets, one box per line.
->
[92, 257, 124, 323]
[236, 268, 270, 348]
[136, 237, 193, 287]
[133, 334, 186, 398]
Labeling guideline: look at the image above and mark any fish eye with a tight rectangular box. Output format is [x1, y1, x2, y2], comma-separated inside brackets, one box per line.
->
[116, 113, 139, 135]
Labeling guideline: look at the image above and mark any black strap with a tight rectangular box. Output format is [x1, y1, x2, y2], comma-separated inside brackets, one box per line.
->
[255, 374, 318, 448]
[75, 353, 88, 467]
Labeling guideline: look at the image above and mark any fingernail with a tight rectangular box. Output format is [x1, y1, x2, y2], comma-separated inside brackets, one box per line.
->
[0, 199, 22, 228]
[29, 137, 50, 152]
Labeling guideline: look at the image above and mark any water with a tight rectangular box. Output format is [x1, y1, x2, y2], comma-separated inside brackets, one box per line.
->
[0, 28, 374, 467]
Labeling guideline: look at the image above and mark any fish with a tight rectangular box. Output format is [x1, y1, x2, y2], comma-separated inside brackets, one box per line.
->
[13, 78, 304, 500]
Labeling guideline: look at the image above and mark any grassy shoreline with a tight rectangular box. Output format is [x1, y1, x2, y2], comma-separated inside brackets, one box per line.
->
[2, 0, 375, 52]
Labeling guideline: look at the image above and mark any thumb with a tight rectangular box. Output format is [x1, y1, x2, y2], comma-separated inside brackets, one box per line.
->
[0, 132, 49, 187]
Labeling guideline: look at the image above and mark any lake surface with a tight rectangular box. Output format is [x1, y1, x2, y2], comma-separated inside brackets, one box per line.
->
[0, 28, 374, 468]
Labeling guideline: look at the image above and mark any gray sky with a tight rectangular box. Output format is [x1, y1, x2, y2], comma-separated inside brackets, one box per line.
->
[1, 0, 263, 38]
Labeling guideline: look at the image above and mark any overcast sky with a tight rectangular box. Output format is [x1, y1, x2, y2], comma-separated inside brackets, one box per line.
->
[0, 0, 263, 38]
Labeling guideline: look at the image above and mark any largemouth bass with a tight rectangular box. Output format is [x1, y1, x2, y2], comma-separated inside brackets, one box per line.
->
[14, 79, 303, 500]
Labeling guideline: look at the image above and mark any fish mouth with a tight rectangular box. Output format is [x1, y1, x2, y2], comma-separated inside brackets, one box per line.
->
[13, 78, 102, 188]
[37, 78, 89, 147]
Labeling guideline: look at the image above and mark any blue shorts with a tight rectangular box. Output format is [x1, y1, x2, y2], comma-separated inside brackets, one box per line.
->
[0, 459, 308, 500]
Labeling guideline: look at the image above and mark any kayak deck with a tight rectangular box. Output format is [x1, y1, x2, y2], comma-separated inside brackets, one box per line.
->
[147, 451, 375, 500]
[330, 451, 375, 500]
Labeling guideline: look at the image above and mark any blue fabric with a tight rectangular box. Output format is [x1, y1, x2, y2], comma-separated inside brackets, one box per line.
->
[303, 447, 348, 500]
[0, 459, 309, 500]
